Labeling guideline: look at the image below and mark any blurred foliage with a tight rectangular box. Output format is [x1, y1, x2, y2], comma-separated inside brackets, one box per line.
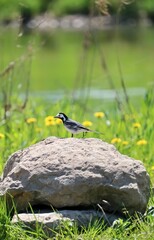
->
[0, 0, 154, 22]
[0, 0, 55, 23]
[0, 0, 38, 20]
[50, 0, 90, 15]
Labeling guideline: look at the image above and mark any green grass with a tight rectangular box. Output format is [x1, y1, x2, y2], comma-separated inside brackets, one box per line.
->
[0, 87, 154, 239]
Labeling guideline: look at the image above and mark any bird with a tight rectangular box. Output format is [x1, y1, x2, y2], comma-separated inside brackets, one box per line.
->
[54, 112, 102, 137]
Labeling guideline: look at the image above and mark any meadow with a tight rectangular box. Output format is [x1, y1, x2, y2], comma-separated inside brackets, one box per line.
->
[0, 25, 154, 239]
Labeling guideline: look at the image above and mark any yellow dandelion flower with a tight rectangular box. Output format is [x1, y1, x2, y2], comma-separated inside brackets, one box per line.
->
[111, 138, 121, 144]
[45, 116, 54, 122]
[45, 121, 55, 126]
[45, 116, 55, 126]
[133, 122, 141, 129]
[136, 139, 147, 146]
[82, 121, 93, 127]
[55, 118, 62, 125]
[0, 133, 5, 139]
[122, 141, 129, 145]
[151, 166, 154, 171]
[94, 112, 105, 118]
[26, 118, 37, 124]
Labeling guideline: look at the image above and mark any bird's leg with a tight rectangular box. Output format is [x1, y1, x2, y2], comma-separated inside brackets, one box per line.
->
[83, 132, 87, 138]
[71, 133, 74, 138]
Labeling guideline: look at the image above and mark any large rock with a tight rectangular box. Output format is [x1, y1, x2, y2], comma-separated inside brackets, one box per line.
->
[0, 137, 150, 215]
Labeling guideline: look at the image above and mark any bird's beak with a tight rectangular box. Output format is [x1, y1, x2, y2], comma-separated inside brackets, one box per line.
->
[54, 115, 58, 118]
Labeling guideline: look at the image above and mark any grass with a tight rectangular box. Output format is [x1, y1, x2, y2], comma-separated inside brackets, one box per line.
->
[0, 88, 154, 176]
[0, 87, 154, 239]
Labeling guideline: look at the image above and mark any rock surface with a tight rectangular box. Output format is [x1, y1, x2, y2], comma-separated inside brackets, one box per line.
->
[0, 137, 150, 215]
[12, 209, 123, 236]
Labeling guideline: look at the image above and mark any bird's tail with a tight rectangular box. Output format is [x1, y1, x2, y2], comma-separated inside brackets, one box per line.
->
[89, 129, 104, 135]
[93, 130, 104, 135]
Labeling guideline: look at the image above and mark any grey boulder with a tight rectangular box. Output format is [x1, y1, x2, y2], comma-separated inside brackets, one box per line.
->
[0, 137, 150, 215]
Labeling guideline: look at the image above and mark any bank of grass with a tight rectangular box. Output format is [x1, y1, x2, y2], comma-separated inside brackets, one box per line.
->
[0, 87, 154, 239]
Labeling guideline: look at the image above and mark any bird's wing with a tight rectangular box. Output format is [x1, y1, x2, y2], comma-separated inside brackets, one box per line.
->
[67, 119, 91, 131]
[69, 119, 103, 134]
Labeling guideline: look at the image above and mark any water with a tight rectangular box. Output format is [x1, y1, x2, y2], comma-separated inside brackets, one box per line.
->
[0, 25, 154, 96]
[29, 87, 146, 101]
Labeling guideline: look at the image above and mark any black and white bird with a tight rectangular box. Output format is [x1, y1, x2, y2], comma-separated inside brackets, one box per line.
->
[54, 112, 101, 137]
